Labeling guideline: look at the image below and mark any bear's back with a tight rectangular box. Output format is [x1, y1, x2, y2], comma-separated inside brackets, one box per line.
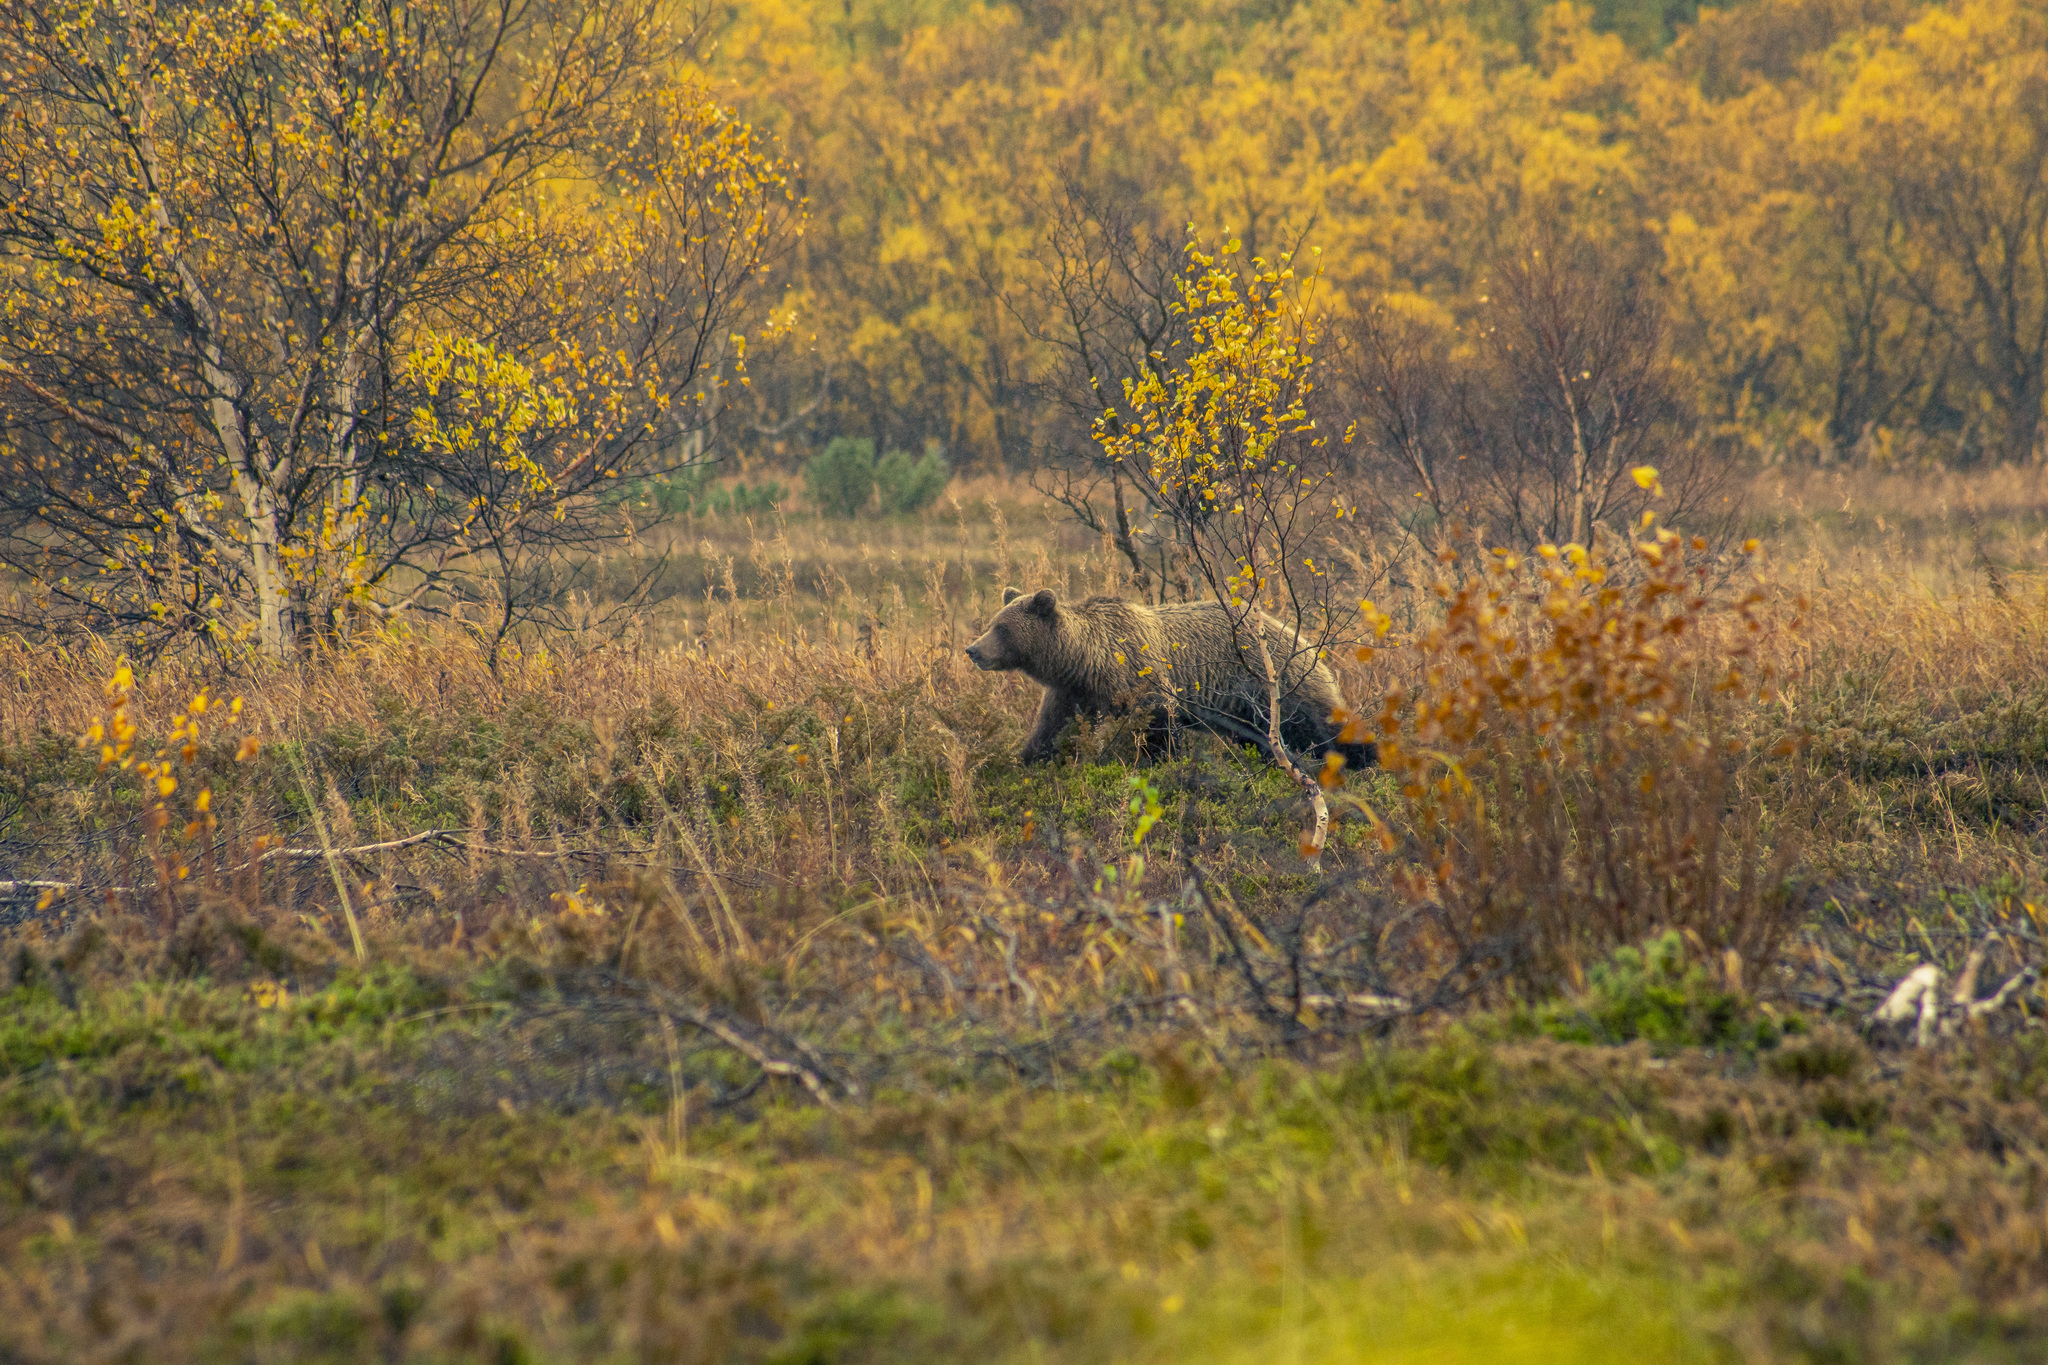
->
[1143, 602, 1328, 700]
[1062, 597, 1327, 701]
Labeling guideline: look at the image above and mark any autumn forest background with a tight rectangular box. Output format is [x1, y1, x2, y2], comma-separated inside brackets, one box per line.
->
[6, 0, 2048, 1361]
[715, 0, 2046, 477]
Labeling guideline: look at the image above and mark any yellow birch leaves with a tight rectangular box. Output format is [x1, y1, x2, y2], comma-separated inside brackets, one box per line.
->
[402, 335, 576, 517]
[1095, 239, 1322, 545]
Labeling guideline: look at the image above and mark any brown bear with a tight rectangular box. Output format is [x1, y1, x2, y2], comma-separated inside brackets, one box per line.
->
[965, 586, 1376, 771]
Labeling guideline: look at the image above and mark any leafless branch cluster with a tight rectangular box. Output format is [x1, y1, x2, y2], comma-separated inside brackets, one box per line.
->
[1332, 230, 1741, 552]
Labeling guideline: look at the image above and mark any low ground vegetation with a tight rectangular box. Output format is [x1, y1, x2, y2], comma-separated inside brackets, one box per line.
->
[6, 468, 2048, 1361]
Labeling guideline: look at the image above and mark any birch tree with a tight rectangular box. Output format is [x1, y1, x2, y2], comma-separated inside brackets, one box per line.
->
[0, 0, 798, 655]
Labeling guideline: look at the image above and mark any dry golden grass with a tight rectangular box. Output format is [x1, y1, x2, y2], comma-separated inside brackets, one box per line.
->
[0, 465, 2036, 1055]
[7, 464, 2048, 1363]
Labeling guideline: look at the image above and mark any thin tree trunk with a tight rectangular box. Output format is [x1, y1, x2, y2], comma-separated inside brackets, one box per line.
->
[2001, 373, 2044, 464]
[1254, 627, 1328, 872]
[322, 305, 381, 642]
[1562, 364, 1592, 547]
[133, 98, 296, 656]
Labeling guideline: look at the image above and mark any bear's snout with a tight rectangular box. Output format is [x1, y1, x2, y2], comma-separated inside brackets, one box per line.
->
[965, 634, 1003, 670]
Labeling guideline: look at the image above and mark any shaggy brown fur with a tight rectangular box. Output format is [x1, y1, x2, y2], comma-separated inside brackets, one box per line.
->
[965, 586, 1376, 771]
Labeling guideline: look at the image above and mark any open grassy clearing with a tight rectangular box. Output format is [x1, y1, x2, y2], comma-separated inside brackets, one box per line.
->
[7, 467, 2048, 1362]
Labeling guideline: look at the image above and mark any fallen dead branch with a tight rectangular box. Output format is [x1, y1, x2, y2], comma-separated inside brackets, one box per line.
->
[1868, 932, 2040, 1047]
[578, 972, 860, 1107]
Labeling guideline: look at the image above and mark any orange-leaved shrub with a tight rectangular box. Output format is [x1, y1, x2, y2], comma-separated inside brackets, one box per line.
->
[1346, 489, 1806, 995]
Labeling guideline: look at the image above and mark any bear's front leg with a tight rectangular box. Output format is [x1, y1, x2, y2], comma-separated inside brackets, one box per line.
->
[1020, 690, 1079, 764]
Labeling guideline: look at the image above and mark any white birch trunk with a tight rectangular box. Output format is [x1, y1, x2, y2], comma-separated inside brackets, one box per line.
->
[208, 391, 295, 656]
[135, 99, 296, 656]
[1253, 626, 1329, 872]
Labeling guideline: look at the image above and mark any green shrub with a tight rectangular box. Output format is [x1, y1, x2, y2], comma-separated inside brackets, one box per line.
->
[875, 446, 949, 514]
[598, 471, 676, 515]
[706, 479, 783, 517]
[1534, 931, 1782, 1053]
[805, 437, 877, 518]
[654, 465, 709, 516]
[598, 465, 705, 518]
[606, 467, 782, 519]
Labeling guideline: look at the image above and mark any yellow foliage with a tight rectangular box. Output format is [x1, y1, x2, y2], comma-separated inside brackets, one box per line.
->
[74, 662, 261, 889]
[402, 335, 576, 516]
[702, 0, 2041, 471]
[1097, 240, 1321, 522]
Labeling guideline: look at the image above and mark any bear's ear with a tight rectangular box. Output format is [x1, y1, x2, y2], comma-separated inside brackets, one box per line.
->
[1001, 586, 1022, 605]
[1026, 589, 1057, 619]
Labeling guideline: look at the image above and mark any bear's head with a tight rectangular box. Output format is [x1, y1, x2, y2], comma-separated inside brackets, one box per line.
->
[965, 586, 1059, 677]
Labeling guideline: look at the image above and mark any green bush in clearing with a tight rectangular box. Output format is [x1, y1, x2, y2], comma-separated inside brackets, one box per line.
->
[875, 446, 949, 514]
[596, 468, 693, 516]
[652, 465, 708, 516]
[1533, 931, 1787, 1054]
[706, 479, 783, 517]
[806, 437, 877, 518]
[600, 466, 781, 520]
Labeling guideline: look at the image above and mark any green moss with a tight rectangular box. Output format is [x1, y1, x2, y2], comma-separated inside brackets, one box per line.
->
[9, 957, 2048, 1362]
